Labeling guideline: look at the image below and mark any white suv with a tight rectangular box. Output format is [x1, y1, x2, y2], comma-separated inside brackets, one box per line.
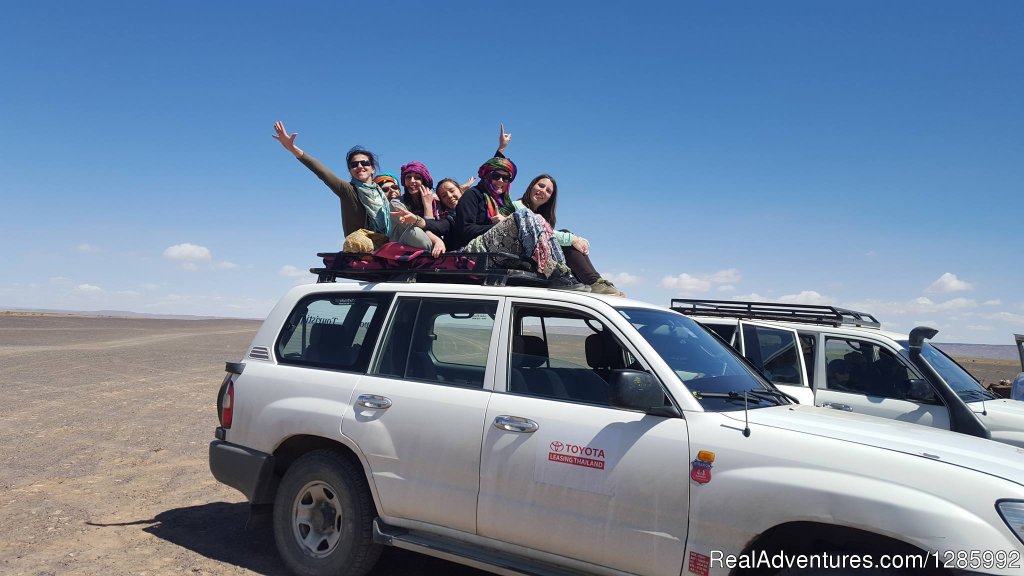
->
[209, 265, 1024, 576]
[672, 299, 1024, 447]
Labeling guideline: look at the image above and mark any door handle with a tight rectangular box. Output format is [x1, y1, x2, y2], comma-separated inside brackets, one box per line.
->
[821, 402, 852, 411]
[356, 394, 393, 409]
[493, 415, 539, 433]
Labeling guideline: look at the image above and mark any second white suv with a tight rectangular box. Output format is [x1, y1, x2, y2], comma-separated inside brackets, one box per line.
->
[672, 298, 1024, 447]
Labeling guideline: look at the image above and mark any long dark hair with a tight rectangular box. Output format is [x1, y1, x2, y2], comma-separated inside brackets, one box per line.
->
[519, 174, 558, 228]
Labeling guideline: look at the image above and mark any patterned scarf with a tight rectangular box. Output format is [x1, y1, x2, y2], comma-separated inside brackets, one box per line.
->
[477, 157, 517, 215]
[353, 179, 392, 236]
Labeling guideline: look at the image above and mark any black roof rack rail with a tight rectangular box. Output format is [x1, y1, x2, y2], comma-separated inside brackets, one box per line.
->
[311, 251, 550, 287]
[670, 298, 881, 329]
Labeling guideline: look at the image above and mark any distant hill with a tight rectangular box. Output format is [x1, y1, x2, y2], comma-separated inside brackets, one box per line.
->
[934, 343, 1020, 362]
[0, 308, 257, 321]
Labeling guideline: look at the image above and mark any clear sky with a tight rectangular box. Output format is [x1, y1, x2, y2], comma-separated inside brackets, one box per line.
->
[2, 1, 1021, 344]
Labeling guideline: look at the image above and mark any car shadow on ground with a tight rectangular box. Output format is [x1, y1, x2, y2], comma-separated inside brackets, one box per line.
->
[89, 501, 487, 575]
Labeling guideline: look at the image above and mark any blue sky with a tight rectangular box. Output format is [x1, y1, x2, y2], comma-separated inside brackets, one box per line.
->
[2, 1, 1021, 344]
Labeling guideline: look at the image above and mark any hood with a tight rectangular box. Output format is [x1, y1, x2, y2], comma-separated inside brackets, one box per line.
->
[973, 398, 1024, 448]
[729, 405, 1024, 485]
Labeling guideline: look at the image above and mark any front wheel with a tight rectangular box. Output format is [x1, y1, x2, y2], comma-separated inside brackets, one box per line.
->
[273, 450, 381, 576]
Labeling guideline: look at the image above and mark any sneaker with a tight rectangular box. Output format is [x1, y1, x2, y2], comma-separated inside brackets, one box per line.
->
[590, 278, 625, 297]
[548, 271, 591, 291]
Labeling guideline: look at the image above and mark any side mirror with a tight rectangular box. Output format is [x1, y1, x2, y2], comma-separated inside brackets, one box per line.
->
[609, 370, 678, 416]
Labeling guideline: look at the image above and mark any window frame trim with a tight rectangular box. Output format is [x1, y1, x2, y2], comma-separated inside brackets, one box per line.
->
[499, 298, 675, 412]
[368, 293, 506, 391]
[273, 291, 396, 373]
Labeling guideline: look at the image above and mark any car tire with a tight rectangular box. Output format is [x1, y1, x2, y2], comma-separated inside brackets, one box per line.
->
[273, 449, 381, 576]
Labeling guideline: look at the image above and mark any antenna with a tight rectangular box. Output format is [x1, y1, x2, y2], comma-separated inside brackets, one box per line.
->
[742, 392, 751, 437]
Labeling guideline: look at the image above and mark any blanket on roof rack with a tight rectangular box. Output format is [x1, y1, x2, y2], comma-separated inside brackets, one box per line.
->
[312, 243, 544, 286]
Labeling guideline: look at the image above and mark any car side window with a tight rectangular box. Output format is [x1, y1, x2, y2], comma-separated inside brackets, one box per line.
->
[741, 324, 803, 386]
[704, 323, 737, 346]
[375, 297, 498, 389]
[508, 306, 639, 406]
[275, 293, 392, 372]
[823, 337, 935, 402]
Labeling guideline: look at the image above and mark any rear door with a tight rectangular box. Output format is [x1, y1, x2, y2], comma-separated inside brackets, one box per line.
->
[815, 335, 951, 429]
[737, 321, 813, 404]
[343, 294, 502, 534]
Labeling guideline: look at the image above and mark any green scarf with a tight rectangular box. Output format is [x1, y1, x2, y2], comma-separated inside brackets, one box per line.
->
[353, 179, 392, 236]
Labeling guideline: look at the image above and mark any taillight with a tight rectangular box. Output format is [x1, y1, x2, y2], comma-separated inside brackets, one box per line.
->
[220, 380, 234, 428]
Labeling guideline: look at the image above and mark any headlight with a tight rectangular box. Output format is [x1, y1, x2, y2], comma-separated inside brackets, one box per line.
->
[997, 500, 1024, 544]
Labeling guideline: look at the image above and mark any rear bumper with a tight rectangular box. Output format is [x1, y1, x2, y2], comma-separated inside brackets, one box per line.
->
[209, 439, 275, 504]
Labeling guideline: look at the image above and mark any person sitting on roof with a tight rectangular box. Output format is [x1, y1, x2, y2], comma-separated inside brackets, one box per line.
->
[272, 121, 434, 254]
[374, 173, 402, 200]
[446, 124, 587, 291]
[391, 177, 466, 257]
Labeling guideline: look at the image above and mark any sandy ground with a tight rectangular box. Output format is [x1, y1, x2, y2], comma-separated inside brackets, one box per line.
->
[0, 314, 481, 576]
[0, 314, 1018, 575]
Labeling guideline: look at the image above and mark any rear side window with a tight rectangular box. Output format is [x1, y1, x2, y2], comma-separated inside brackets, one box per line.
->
[276, 293, 394, 372]
[375, 297, 498, 388]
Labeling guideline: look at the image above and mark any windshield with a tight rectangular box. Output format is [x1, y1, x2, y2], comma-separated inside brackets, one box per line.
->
[899, 341, 992, 402]
[618, 307, 782, 411]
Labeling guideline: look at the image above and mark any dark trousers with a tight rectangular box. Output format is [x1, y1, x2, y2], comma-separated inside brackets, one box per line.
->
[563, 245, 600, 284]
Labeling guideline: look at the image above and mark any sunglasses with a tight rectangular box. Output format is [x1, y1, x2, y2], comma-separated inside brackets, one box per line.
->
[490, 172, 511, 182]
[348, 160, 373, 169]
[380, 184, 398, 192]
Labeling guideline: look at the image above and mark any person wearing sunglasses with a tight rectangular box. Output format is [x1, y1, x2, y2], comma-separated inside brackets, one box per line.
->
[272, 120, 433, 253]
[448, 124, 587, 290]
[373, 173, 402, 201]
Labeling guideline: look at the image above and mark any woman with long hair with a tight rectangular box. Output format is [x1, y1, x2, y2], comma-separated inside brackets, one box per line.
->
[515, 174, 623, 296]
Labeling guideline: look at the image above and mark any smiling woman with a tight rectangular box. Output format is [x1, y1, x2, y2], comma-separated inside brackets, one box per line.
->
[271, 121, 434, 254]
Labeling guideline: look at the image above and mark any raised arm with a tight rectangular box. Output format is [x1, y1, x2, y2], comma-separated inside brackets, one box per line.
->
[273, 121, 304, 158]
[273, 120, 350, 199]
[497, 122, 511, 155]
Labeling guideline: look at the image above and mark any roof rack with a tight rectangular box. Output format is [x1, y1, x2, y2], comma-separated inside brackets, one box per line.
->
[311, 251, 550, 287]
[670, 298, 881, 328]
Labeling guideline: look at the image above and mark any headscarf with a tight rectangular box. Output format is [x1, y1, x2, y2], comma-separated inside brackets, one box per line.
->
[399, 161, 434, 190]
[373, 172, 400, 189]
[477, 156, 517, 217]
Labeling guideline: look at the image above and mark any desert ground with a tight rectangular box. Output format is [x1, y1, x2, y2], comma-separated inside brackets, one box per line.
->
[0, 313, 1019, 575]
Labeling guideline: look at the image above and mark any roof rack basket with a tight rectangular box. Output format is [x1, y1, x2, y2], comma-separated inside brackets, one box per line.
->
[311, 251, 550, 287]
[670, 298, 881, 328]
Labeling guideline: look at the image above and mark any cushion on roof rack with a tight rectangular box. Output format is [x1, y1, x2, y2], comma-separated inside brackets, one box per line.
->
[323, 244, 480, 272]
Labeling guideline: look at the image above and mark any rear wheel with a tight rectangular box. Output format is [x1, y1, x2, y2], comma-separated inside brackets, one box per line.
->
[273, 450, 381, 576]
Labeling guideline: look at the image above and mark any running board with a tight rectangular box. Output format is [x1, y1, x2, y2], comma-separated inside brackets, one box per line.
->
[372, 519, 593, 576]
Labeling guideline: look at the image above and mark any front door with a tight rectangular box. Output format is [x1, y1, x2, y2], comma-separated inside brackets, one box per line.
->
[476, 302, 690, 575]
[815, 335, 950, 429]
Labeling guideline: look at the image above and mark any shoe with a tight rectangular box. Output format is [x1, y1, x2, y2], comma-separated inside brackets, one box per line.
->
[548, 271, 591, 291]
[590, 278, 625, 297]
